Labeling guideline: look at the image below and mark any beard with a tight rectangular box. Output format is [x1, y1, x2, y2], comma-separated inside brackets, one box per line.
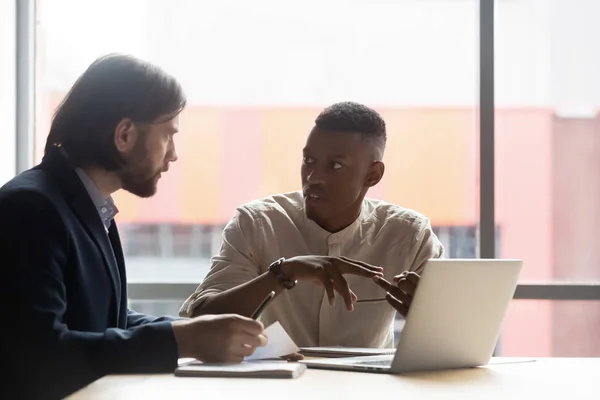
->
[117, 136, 163, 198]
[120, 166, 160, 198]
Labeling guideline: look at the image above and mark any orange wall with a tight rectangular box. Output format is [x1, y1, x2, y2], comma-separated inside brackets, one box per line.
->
[38, 94, 481, 226]
[107, 106, 480, 226]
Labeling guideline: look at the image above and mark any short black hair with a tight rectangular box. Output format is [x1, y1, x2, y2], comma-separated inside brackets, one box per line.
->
[314, 101, 387, 157]
[45, 53, 186, 170]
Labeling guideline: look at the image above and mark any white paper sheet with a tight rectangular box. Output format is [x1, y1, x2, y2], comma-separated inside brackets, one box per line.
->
[175, 361, 306, 378]
[246, 321, 299, 360]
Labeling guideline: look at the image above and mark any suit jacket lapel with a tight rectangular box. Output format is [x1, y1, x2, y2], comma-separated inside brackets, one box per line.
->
[108, 221, 127, 324]
[71, 193, 122, 312]
[39, 148, 122, 321]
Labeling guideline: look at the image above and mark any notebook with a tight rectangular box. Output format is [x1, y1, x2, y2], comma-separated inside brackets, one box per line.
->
[175, 361, 306, 379]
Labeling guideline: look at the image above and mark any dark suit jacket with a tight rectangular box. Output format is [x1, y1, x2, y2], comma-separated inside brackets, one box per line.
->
[0, 147, 179, 399]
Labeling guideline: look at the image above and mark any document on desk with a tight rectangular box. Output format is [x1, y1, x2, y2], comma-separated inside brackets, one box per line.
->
[175, 323, 302, 379]
[175, 361, 306, 379]
[246, 321, 299, 360]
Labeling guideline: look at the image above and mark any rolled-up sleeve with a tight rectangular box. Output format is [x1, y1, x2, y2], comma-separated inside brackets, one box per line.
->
[179, 208, 261, 317]
[407, 218, 445, 275]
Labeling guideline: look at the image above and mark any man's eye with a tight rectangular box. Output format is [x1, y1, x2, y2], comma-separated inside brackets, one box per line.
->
[332, 162, 342, 170]
[303, 156, 314, 163]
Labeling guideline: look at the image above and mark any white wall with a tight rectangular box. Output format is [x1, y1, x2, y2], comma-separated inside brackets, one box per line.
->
[35, 0, 600, 109]
[550, 0, 600, 117]
[0, 0, 16, 185]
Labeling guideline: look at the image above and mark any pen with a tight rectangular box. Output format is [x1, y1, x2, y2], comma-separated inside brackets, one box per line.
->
[356, 298, 386, 303]
[251, 291, 276, 319]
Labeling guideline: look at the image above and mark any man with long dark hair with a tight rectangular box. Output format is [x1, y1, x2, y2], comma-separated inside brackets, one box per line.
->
[0, 54, 266, 399]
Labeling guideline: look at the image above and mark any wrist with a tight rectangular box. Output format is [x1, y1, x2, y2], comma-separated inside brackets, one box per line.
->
[171, 319, 190, 358]
[268, 257, 297, 289]
[280, 259, 295, 279]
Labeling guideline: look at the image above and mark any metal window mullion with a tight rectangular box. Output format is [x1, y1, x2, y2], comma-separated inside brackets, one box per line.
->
[126, 282, 600, 301]
[514, 284, 600, 301]
[478, 0, 495, 259]
[16, 0, 36, 173]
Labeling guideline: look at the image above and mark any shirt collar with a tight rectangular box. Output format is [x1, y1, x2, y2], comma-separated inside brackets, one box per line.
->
[304, 202, 365, 245]
[57, 147, 119, 231]
[74, 168, 108, 208]
[74, 168, 119, 231]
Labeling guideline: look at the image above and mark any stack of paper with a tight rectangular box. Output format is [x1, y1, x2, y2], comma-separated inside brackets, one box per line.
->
[175, 361, 306, 378]
[175, 321, 304, 379]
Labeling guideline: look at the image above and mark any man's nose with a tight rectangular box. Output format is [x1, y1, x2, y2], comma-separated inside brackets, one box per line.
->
[168, 142, 179, 163]
[306, 168, 326, 185]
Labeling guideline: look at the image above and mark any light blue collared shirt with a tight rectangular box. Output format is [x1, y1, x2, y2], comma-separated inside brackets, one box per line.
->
[74, 168, 119, 232]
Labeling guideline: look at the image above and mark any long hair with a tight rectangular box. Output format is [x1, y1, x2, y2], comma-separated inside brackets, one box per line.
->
[45, 53, 186, 170]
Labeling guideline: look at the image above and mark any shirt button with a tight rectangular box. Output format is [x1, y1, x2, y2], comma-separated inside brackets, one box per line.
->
[101, 207, 107, 213]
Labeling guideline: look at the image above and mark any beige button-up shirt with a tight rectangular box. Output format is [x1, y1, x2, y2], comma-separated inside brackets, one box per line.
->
[179, 191, 444, 348]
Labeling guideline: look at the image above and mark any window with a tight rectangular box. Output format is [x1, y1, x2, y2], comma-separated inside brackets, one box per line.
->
[121, 224, 224, 259]
[36, 0, 479, 286]
[0, 0, 16, 186]
[29, 0, 600, 357]
[495, 0, 600, 357]
[432, 226, 499, 259]
[501, 300, 600, 357]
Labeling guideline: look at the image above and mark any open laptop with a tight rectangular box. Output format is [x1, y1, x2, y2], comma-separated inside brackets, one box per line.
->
[299, 258, 522, 374]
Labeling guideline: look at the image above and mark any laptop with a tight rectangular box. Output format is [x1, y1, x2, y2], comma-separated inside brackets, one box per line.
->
[299, 258, 522, 374]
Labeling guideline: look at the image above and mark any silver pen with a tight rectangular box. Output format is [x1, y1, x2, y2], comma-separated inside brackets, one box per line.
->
[355, 297, 386, 303]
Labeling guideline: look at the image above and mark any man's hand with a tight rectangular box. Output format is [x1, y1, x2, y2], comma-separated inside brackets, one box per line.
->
[172, 314, 267, 363]
[281, 255, 383, 311]
[373, 271, 420, 317]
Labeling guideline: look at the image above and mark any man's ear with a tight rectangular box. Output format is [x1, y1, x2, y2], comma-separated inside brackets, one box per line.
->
[114, 118, 139, 153]
[365, 161, 385, 187]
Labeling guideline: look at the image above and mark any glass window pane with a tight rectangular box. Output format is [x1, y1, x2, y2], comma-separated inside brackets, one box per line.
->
[496, 0, 600, 283]
[36, 0, 478, 284]
[0, 0, 16, 185]
[500, 300, 600, 357]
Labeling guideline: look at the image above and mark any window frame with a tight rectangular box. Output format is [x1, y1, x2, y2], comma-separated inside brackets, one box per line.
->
[0, 0, 17, 184]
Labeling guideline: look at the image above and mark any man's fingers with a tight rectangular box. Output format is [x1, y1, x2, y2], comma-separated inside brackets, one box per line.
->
[332, 282, 357, 311]
[232, 331, 269, 359]
[392, 271, 407, 282]
[386, 293, 409, 317]
[373, 276, 412, 305]
[338, 256, 384, 273]
[234, 343, 257, 358]
[246, 333, 268, 348]
[234, 332, 267, 350]
[327, 268, 354, 311]
[372, 275, 396, 291]
[405, 272, 420, 285]
[233, 316, 265, 335]
[397, 278, 417, 296]
[397, 272, 419, 296]
[334, 257, 383, 277]
[318, 272, 336, 306]
[393, 271, 419, 284]
[226, 355, 245, 363]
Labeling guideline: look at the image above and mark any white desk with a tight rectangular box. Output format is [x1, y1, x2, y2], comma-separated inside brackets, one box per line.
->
[67, 357, 599, 399]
